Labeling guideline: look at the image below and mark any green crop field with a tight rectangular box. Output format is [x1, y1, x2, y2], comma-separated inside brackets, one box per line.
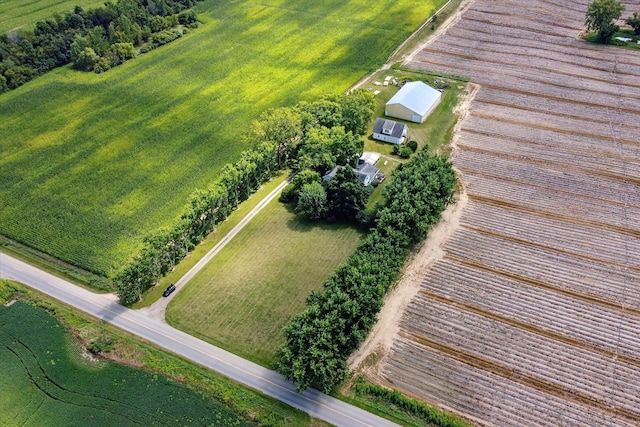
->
[0, 300, 252, 426]
[0, 0, 444, 279]
[166, 199, 364, 366]
[0, 0, 106, 34]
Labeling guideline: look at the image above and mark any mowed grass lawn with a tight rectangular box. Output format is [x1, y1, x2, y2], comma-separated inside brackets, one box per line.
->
[0, 0, 106, 33]
[166, 199, 364, 366]
[0, 301, 252, 426]
[0, 0, 443, 278]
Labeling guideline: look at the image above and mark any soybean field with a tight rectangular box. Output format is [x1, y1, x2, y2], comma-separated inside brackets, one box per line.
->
[0, 300, 252, 426]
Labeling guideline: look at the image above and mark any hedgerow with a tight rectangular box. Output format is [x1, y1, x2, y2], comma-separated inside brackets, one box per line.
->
[353, 378, 472, 427]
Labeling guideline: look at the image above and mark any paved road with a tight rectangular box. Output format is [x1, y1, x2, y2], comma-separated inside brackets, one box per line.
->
[141, 178, 291, 321]
[0, 253, 398, 427]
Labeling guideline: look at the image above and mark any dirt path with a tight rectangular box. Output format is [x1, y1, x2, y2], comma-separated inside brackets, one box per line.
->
[347, 82, 479, 374]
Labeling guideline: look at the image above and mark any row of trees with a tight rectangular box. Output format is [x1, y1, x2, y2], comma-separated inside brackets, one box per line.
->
[116, 89, 377, 305]
[0, 0, 200, 92]
[585, 0, 640, 43]
[277, 150, 457, 392]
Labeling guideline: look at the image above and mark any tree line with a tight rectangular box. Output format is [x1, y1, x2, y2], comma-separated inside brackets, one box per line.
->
[277, 147, 457, 392]
[586, 0, 640, 43]
[0, 0, 200, 93]
[116, 89, 377, 305]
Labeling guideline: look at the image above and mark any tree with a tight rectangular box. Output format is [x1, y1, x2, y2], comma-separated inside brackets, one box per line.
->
[243, 108, 303, 167]
[297, 126, 336, 173]
[74, 47, 100, 71]
[324, 167, 370, 221]
[280, 169, 321, 203]
[296, 182, 327, 220]
[585, 0, 626, 43]
[626, 11, 640, 35]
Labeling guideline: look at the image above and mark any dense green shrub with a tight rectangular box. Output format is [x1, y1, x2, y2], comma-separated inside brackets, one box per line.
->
[398, 146, 413, 158]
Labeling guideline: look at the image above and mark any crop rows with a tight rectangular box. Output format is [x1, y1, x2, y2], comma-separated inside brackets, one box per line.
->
[456, 151, 640, 206]
[458, 116, 640, 162]
[459, 201, 640, 267]
[400, 296, 640, 413]
[455, 135, 640, 184]
[381, 0, 640, 425]
[384, 342, 638, 427]
[446, 228, 640, 306]
[465, 175, 640, 230]
[420, 260, 640, 357]
[473, 91, 640, 129]
[445, 27, 637, 69]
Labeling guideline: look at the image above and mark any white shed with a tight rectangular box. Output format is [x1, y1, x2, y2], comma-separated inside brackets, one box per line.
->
[385, 81, 442, 123]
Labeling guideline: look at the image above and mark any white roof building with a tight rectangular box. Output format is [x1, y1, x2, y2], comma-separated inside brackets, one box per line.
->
[385, 81, 442, 123]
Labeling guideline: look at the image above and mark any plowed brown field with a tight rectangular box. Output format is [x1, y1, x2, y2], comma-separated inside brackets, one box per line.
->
[377, 1, 640, 425]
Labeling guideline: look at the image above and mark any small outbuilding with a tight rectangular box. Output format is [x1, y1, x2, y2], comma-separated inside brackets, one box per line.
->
[385, 81, 442, 123]
[359, 151, 381, 166]
[372, 118, 407, 145]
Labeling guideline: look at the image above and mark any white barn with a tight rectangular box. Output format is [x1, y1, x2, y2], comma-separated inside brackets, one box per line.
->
[385, 81, 442, 123]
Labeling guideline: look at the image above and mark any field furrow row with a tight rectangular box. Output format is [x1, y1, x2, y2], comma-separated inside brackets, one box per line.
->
[420, 40, 640, 88]
[458, 201, 640, 268]
[421, 261, 640, 358]
[473, 91, 640, 128]
[455, 150, 640, 205]
[445, 27, 640, 72]
[468, 103, 640, 143]
[445, 227, 640, 304]
[458, 116, 640, 161]
[384, 341, 638, 427]
[456, 136, 640, 185]
[464, 175, 640, 231]
[401, 296, 640, 412]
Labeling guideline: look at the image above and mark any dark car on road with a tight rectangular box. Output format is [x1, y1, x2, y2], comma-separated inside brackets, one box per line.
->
[163, 283, 176, 297]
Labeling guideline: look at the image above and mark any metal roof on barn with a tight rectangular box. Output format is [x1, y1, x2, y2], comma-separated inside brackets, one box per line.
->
[386, 81, 441, 116]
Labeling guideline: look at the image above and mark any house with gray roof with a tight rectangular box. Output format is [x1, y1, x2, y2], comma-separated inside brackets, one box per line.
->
[372, 118, 407, 145]
[323, 162, 382, 187]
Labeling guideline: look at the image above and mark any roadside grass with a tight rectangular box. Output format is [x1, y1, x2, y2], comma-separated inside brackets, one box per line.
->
[0, 0, 106, 33]
[0, 279, 327, 427]
[0, 0, 445, 280]
[133, 171, 290, 309]
[362, 69, 467, 207]
[338, 378, 472, 427]
[166, 200, 364, 367]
